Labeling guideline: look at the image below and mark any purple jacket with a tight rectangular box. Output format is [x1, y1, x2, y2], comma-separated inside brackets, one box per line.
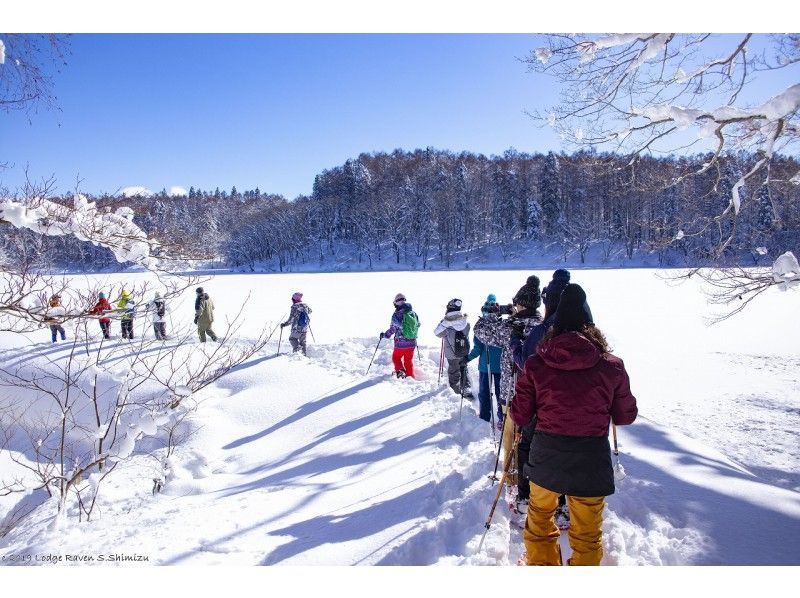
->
[384, 303, 418, 348]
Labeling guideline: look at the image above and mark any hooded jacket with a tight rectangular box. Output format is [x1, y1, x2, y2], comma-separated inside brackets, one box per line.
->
[196, 293, 215, 328]
[473, 309, 542, 408]
[384, 303, 418, 349]
[434, 311, 470, 360]
[283, 302, 312, 337]
[511, 331, 638, 497]
[89, 297, 112, 323]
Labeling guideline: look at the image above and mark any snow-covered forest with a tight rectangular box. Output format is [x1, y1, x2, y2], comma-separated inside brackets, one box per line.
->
[4, 149, 799, 273]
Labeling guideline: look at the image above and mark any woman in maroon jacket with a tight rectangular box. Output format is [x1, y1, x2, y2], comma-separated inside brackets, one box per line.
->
[511, 283, 637, 566]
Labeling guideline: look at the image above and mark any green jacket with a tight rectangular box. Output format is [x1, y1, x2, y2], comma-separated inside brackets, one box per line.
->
[196, 296, 214, 328]
[117, 296, 135, 321]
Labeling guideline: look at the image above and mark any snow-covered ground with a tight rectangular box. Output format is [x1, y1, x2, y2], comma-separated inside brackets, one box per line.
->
[0, 268, 798, 574]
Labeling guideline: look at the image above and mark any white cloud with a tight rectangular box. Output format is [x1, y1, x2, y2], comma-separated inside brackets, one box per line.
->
[169, 186, 188, 197]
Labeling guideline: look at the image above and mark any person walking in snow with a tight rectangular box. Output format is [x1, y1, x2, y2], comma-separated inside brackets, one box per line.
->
[116, 289, 136, 340]
[508, 270, 582, 516]
[434, 298, 473, 399]
[380, 293, 419, 379]
[89, 292, 113, 339]
[511, 283, 638, 566]
[466, 294, 502, 423]
[147, 291, 169, 340]
[44, 294, 67, 343]
[194, 287, 204, 313]
[474, 276, 542, 489]
[195, 291, 218, 342]
[280, 292, 312, 355]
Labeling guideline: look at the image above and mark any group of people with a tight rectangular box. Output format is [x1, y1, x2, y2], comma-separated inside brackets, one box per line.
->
[43, 273, 636, 565]
[43, 286, 221, 344]
[379, 270, 638, 566]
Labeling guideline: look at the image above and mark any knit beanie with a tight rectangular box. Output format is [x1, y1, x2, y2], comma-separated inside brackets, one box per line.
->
[292, 292, 303, 303]
[512, 275, 541, 310]
[447, 298, 462, 312]
[196, 287, 204, 294]
[543, 269, 571, 312]
[99, 292, 105, 299]
[486, 293, 497, 303]
[553, 283, 590, 332]
[394, 293, 406, 305]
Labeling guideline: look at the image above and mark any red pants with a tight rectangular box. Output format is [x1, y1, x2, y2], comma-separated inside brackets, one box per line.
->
[392, 346, 415, 378]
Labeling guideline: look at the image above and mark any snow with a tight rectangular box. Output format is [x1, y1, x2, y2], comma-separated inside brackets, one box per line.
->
[0, 195, 158, 269]
[534, 47, 552, 65]
[772, 251, 800, 286]
[0, 39, 5, 65]
[0, 268, 798, 577]
[121, 186, 154, 198]
[169, 186, 188, 197]
[758, 83, 800, 121]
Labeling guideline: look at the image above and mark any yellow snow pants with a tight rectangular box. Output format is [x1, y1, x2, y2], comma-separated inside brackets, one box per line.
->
[523, 482, 605, 566]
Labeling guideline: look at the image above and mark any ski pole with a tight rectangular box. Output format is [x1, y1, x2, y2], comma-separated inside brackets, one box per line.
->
[478, 432, 521, 553]
[308, 324, 316, 343]
[365, 336, 382, 375]
[276, 326, 283, 356]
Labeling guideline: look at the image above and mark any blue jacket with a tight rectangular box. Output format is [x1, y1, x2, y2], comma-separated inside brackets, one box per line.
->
[467, 334, 502, 373]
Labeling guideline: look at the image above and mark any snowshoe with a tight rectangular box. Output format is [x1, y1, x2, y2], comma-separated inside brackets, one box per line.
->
[395, 369, 407, 379]
[555, 505, 570, 530]
[513, 498, 529, 515]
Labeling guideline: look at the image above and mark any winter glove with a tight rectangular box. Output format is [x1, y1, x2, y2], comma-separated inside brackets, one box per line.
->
[281, 322, 288, 328]
[379, 332, 385, 339]
[510, 320, 526, 339]
[193, 316, 198, 324]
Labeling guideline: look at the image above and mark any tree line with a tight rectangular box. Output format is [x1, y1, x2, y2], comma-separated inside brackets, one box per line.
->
[3, 148, 799, 272]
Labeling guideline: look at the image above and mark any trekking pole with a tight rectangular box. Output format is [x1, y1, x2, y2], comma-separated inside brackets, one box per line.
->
[612, 423, 626, 480]
[478, 432, 521, 553]
[485, 345, 496, 445]
[276, 326, 283, 356]
[365, 336, 382, 375]
[437, 338, 444, 385]
[308, 324, 316, 343]
[489, 415, 505, 483]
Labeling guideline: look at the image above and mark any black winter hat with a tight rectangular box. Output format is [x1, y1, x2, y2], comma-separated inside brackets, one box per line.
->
[512, 275, 541, 310]
[554, 283, 590, 332]
[196, 287, 204, 294]
[542, 269, 571, 311]
[446, 298, 463, 312]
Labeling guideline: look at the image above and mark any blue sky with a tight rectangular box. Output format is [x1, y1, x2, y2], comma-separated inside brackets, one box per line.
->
[1, 34, 562, 199]
[2, 33, 796, 200]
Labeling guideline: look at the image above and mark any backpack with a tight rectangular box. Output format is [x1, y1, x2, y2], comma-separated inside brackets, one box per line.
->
[297, 308, 310, 331]
[401, 310, 420, 340]
[453, 328, 470, 357]
[155, 300, 165, 318]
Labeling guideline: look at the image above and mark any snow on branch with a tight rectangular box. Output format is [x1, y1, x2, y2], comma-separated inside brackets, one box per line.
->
[526, 33, 800, 219]
[0, 194, 158, 269]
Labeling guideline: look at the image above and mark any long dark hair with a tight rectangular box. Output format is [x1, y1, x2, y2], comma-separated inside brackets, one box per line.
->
[543, 324, 611, 353]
